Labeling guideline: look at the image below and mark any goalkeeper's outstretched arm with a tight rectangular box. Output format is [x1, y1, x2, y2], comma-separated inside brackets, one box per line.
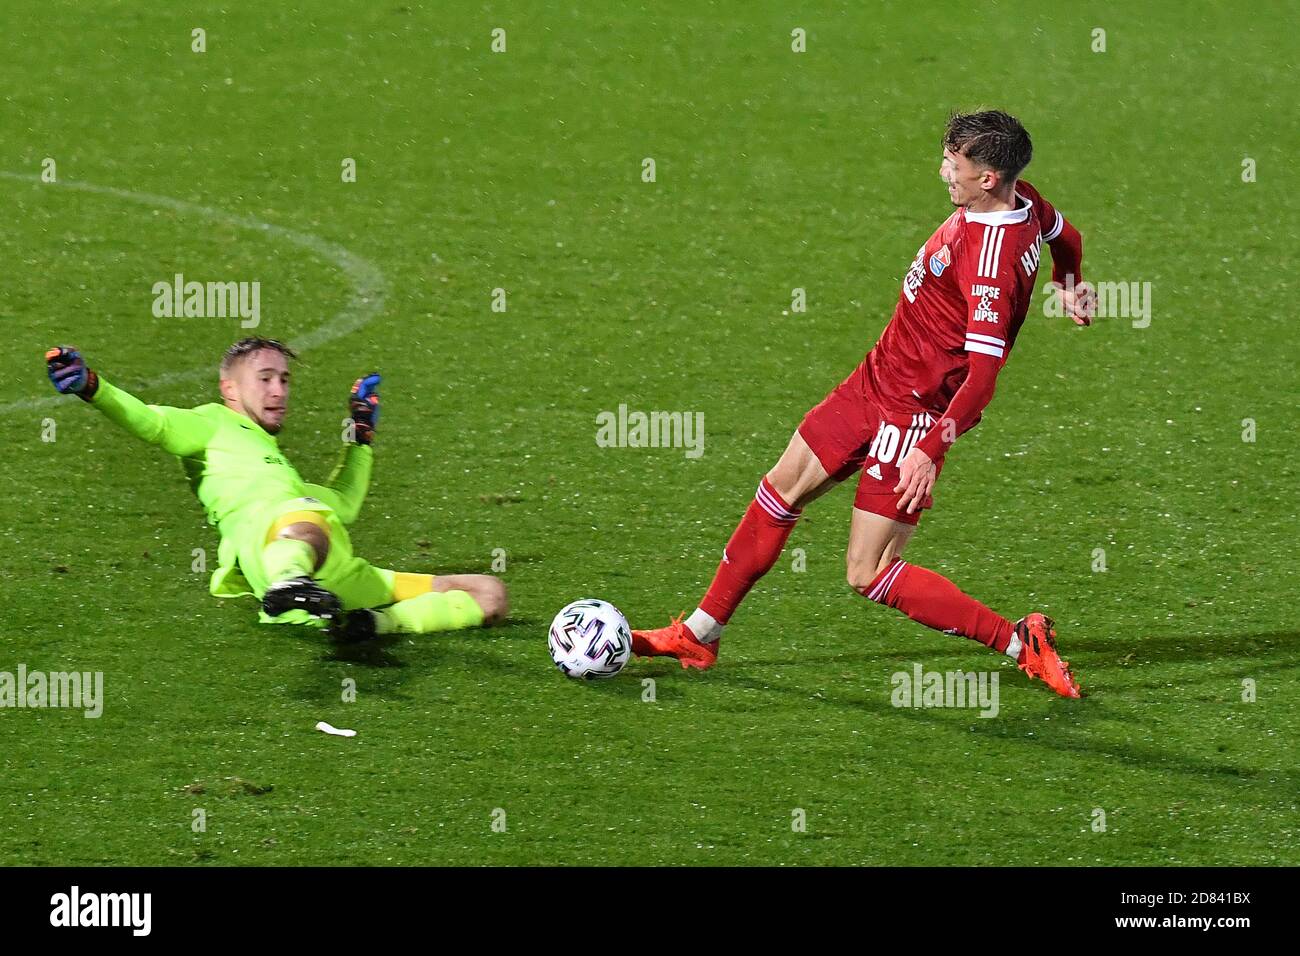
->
[322, 445, 372, 525]
[319, 372, 381, 525]
[45, 347, 215, 457]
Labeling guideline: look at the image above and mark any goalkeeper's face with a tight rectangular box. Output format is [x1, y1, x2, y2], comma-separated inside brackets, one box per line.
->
[220, 348, 290, 434]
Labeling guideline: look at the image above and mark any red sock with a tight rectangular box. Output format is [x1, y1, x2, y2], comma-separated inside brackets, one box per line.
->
[859, 559, 1014, 653]
[698, 477, 801, 625]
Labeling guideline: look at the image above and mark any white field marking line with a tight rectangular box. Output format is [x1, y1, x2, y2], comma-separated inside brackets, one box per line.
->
[0, 171, 388, 414]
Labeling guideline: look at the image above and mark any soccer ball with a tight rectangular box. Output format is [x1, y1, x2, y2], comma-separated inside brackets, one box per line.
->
[548, 599, 632, 679]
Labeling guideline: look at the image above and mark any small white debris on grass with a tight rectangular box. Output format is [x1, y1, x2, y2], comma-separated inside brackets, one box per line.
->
[316, 721, 356, 738]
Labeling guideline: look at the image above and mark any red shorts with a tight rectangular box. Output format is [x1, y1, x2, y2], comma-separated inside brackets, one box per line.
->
[796, 363, 946, 525]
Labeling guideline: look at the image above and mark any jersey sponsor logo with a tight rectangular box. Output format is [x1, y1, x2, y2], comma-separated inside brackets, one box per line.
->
[970, 283, 1002, 324]
[928, 244, 951, 277]
[1020, 234, 1042, 277]
[902, 246, 926, 303]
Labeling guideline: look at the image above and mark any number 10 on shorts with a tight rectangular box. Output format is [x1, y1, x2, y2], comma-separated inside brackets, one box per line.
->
[867, 412, 934, 466]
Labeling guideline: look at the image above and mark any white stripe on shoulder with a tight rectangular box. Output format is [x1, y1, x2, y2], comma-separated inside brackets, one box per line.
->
[1042, 209, 1064, 243]
[965, 341, 1005, 358]
[976, 226, 992, 278]
[966, 332, 1006, 346]
[978, 226, 1002, 278]
[987, 227, 1006, 277]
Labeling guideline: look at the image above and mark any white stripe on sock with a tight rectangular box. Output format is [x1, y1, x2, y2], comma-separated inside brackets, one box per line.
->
[755, 481, 800, 522]
[868, 560, 906, 602]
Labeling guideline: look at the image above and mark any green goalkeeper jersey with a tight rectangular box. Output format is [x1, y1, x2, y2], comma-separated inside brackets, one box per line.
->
[88, 378, 372, 594]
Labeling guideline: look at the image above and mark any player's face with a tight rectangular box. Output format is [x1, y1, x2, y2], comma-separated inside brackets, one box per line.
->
[940, 147, 992, 208]
[225, 350, 291, 433]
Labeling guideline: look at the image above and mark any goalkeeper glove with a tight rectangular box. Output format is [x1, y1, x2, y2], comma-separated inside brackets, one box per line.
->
[45, 346, 99, 400]
[348, 373, 381, 444]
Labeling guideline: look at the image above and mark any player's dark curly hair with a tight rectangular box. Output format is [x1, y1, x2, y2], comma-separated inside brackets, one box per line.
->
[943, 110, 1033, 182]
[219, 337, 297, 375]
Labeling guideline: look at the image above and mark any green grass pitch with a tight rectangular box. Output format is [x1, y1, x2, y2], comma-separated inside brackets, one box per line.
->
[0, 2, 1295, 866]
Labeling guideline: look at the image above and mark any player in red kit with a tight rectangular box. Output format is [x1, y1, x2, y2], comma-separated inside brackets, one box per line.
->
[633, 111, 1096, 698]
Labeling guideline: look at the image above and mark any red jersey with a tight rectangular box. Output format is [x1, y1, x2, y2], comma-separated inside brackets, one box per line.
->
[863, 180, 1063, 417]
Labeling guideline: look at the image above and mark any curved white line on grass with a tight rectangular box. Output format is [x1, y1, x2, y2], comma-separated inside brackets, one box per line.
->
[0, 171, 387, 414]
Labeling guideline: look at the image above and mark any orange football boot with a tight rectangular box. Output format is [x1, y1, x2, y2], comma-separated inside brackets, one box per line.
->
[1014, 612, 1081, 698]
[631, 614, 720, 670]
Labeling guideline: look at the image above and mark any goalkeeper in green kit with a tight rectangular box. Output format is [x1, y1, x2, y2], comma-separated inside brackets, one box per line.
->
[45, 338, 508, 640]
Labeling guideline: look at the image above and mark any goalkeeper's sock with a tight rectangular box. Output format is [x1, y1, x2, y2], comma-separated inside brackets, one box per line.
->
[695, 476, 801, 640]
[262, 537, 317, 583]
[375, 590, 485, 634]
[858, 559, 1016, 656]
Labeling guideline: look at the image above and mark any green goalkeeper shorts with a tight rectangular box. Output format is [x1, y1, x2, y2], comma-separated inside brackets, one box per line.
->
[211, 490, 428, 625]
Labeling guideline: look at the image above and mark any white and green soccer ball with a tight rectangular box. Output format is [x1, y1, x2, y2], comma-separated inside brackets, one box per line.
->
[548, 599, 632, 679]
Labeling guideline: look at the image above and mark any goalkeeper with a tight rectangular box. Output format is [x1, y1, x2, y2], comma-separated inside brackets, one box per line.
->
[44, 337, 508, 640]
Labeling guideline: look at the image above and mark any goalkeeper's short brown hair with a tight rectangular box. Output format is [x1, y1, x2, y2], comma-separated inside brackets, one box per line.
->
[219, 337, 297, 376]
